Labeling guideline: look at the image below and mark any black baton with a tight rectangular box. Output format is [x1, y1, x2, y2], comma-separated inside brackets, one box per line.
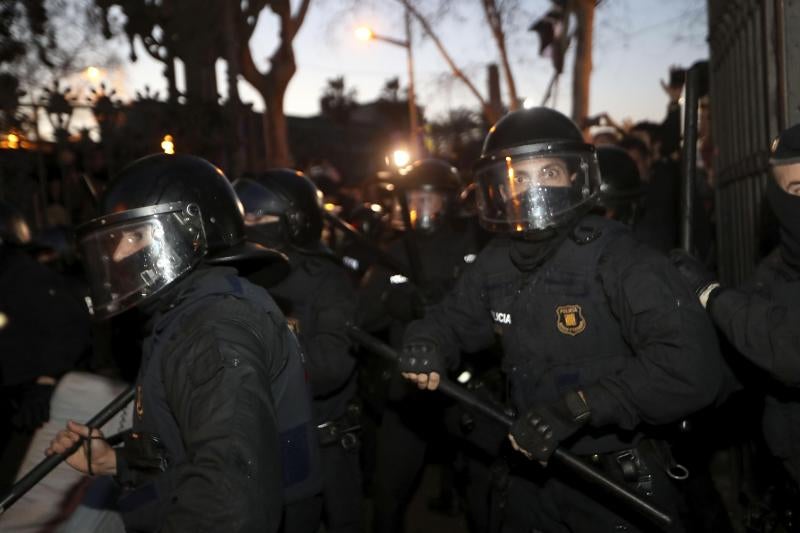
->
[347, 326, 673, 529]
[0, 386, 135, 515]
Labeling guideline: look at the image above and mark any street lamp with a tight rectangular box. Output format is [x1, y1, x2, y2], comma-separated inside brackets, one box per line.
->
[85, 67, 102, 82]
[355, 12, 420, 159]
[391, 148, 411, 168]
[161, 134, 175, 155]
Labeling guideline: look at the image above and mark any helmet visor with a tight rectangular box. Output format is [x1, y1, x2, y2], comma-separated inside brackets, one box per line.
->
[474, 152, 600, 233]
[406, 190, 448, 231]
[78, 205, 206, 319]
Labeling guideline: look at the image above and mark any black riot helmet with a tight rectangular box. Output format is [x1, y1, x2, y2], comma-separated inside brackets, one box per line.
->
[232, 169, 324, 252]
[394, 158, 461, 232]
[0, 200, 32, 247]
[595, 145, 643, 224]
[76, 154, 287, 320]
[473, 107, 600, 235]
[770, 123, 800, 166]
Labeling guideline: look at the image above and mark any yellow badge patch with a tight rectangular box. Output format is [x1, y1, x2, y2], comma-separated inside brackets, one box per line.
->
[556, 305, 586, 336]
[135, 385, 144, 418]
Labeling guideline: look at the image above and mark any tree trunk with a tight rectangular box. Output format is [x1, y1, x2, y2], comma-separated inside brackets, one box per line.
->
[571, 0, 594, 125]
[264, 88, 292, 167]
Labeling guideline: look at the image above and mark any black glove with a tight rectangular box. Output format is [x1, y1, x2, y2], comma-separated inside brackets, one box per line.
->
[398, 339, 445, 375]
[509, 390, 590, 462]
[669, 249, 721, 307]
[11, 382, 55, 431]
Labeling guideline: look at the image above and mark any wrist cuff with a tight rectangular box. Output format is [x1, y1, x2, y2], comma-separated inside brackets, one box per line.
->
[699, 282, 721, 309]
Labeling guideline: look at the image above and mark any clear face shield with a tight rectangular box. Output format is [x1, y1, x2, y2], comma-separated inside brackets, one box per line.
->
[404, 189, 448, 232]
[474, 151, 600, 233]
[77, 203, 207, 319]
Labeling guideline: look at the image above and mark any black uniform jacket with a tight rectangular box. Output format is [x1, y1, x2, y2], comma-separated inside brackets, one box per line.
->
[0, 246, 89, 385]
[265, 250, 358, 424]
[710, 250, 800, 480]
[710, 249, 800, 384]
[404, 216, 725, 454]
[115, 266, 318, 533]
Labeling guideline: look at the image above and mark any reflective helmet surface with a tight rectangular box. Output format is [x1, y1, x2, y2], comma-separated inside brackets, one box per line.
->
[473, 107, 600, 234]
[233, 169, 324, 250]
[0, 201, 32, 247]
[395, 158, 461, 232]
[77, 153, 285, 319]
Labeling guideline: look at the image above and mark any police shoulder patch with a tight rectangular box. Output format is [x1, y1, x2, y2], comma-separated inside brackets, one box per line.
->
[556, 305, 586, 336]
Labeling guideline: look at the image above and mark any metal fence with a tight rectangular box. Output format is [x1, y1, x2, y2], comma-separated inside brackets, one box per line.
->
[707, 0, 798, 285]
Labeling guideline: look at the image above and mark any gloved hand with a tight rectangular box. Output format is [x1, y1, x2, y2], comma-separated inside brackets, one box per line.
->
[508, 390, 591, 463]
[669, 249, 721, 308]
[11, 382, 55, 431]
[398, 339, 444, 390]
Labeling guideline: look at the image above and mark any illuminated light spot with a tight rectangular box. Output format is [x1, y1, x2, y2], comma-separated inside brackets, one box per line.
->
[161, 134, 175, 155]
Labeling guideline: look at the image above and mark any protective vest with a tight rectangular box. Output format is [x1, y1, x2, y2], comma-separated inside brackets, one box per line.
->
[487, 216, 638, 454]
[118, 269, 320, 530]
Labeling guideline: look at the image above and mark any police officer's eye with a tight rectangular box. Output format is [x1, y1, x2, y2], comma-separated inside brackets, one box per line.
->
[540, 166, 564, 180]
[514, 171, 530, 184]
[126, 231, 144, 244]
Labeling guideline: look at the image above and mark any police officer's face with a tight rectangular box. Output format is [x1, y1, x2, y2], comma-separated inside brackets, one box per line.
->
[773, 164, 800, 196]
[501, 157, 574, 201]
[112, 225, 154, 262]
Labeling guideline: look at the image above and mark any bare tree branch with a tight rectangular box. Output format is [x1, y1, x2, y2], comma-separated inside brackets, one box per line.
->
[481, 0, 519, 111]
[394, 0, 498, 122]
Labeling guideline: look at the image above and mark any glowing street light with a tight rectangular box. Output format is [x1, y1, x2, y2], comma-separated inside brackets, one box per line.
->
[392, 149, 411, 168]
[355, 26, 374, 41]
[161, 134, 175, 155]
[6, 133, 20, 150]
[85, 66, 102, 81]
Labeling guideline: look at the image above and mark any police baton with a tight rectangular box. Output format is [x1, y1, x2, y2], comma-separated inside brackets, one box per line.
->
[347, 326, 674, 529]
[0, 386, 135, 516]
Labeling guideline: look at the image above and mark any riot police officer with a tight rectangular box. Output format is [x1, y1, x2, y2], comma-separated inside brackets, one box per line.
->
[47, 154, 320, 533]
[672, 123, 800, 487]
[234, 169, 361, 533]
[359, 158, 489, 533]
[595, 144, 643, 226]
[400, 108, 725, 532]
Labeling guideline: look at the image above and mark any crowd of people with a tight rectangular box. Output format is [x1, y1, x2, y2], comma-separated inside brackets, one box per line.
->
[0, 89, 798, 533]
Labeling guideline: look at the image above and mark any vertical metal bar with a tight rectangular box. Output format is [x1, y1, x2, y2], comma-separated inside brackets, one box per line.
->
[680, 62, 707, 253]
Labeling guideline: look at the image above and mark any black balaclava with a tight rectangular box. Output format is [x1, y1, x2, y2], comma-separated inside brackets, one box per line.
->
[509, 224, 575, 272]
[766, 176, 800, 271]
